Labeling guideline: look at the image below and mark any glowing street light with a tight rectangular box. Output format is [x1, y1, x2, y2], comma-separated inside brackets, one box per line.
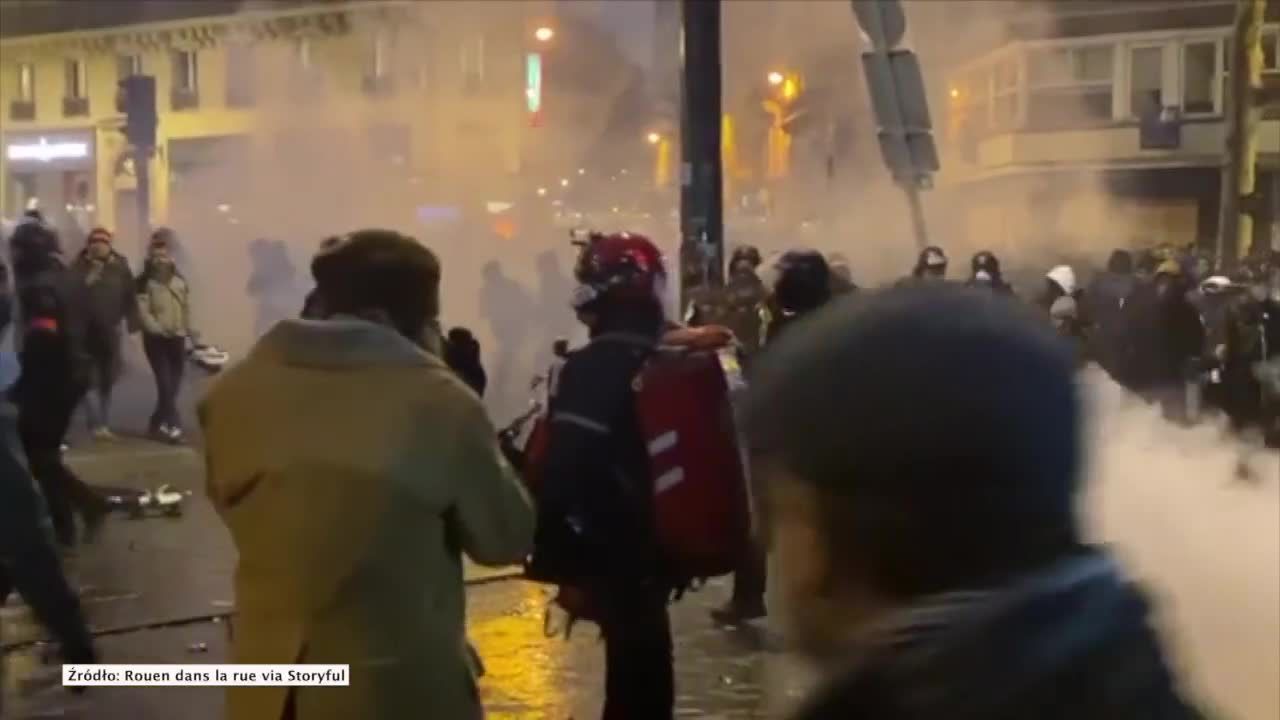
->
[560, 178, 570, 188]
[647, 131, 662, 145]
[536, 187, 548, 197]
[767, 71, 785, 86]
[577, 167, 586, 176]
[950, 87, 960, 99]
[534, 26, 555, 43]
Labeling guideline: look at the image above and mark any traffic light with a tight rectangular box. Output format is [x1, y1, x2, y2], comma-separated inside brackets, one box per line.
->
[117, 75, 157, 149]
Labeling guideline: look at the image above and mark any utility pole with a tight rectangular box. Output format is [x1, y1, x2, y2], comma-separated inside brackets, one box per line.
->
[1216, 0, 1266, 269]
[678, 0, 725, 310]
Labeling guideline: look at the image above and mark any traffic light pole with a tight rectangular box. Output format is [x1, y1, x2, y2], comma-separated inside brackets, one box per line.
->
[901, 178, 929, 250]
[678, 0, 725, 310]
[135, 147, 152, 243]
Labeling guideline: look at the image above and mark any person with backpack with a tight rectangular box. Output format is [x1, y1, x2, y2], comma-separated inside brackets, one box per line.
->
[527, 231, 676, 719]
[136, 230, 194, 443]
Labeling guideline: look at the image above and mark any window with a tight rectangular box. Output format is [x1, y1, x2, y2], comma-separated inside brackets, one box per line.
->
[1182, 41, 1217, 115]
[1129, 46, 1164, 118]
[225, 44, 256, 107]
[117, 54, 142, 80]
[1265, 30, 1279, 72]
[461, 34, 486, 93]
[64, 58, 87, 99]
[17, 63, 35, 102]
[1027, 44, 1115, 128]
[171, 49, 199, 109]
[363, 31, 395, 95]
[991, 58, 1018, 129]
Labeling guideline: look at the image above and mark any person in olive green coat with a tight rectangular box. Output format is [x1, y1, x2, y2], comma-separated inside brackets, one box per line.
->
[200, 230, 534, 720]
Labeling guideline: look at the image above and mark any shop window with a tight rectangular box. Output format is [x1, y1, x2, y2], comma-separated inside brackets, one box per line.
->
[1182, 41, 1218, 115]
[117, 54, 142, 81]
[225, 44, 256, 108]
[1129, 45, 1164, 118]
[63, 58, 89, 117]
[1027, 44, 1115, 129]
[10, 63, 35, 120]
[171, 49, 199, 110]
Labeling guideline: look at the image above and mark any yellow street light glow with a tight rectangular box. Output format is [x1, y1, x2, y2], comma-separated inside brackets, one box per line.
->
[535, 26, 555, 42]
[536, 187, 548, 196]
[781, 76, 799, 101]
[767, 71, 785, 86]
[950, 87, 960, 99]
[560, 178, 570, 187]
[647, 132, 661, 145]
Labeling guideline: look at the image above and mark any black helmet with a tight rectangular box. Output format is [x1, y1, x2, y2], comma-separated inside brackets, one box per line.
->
[729, 245, 763, 272]
[971, 251, 1001, 276]
[8, 213, 61, 278]
[913, 245, 948, 278]
[771, 248, 831, 314]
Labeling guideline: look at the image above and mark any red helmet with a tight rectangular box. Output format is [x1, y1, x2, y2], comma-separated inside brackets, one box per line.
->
[571, 231, 666, 310]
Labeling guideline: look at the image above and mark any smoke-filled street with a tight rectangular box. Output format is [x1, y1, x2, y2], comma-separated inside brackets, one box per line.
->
[3, 1, 1280, 719]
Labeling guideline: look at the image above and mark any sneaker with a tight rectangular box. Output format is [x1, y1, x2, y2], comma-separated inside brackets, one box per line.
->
[60, 443, 70, 454]
[92, 427, 117, 442]
[165, 425, 185, 444]
[152, 424, 172, 443]
[710, 600, 767, 626]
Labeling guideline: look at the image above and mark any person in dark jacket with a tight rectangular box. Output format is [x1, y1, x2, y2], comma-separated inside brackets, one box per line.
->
[71, 227, 138, 441]
[1086, 249, 1139, 386]
[0, 305, 97, 715]
[709, 248, 834, 627]
[686, 245, 768, 357]
[8, 217, 108, 547]
[744, 284, 1201, 720]
[1129, 260, 1206, 423]
[444, 327, 487, 397]
[527, 231, 673, 720]
[965, 250, 1015, 295]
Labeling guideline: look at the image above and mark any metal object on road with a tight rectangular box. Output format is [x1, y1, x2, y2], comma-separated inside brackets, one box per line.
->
[851, 0, 937, 249]
[678, 0, 726, 310]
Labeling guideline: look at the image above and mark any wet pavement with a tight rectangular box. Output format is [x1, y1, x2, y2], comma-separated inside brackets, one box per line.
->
[2, 432, 809, 719]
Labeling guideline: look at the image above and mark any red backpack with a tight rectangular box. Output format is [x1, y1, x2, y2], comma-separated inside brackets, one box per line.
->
[519, 325, 751, 582]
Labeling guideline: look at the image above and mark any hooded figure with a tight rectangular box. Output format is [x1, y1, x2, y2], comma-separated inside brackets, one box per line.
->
[765, 249, 833, 344]
[1085, 250, 1140, 386]
[201, 229, 532, 720]
[443, 327, 487, 397]
[966, 251, 1014, 295]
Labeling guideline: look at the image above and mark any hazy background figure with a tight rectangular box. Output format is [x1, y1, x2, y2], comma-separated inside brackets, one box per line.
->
[479, 261, 536, 417]
[246, 239, 303, 339]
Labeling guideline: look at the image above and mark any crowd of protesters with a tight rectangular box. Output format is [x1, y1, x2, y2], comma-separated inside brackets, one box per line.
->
[2, 213, 1254, 719]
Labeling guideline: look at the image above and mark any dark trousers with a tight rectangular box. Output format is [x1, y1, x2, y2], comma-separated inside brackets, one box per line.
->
[83, 334, 121, 431]
[731, 539, 768, 609]
[143, 334, 186, 431]
[18, 385, 103, 547]
[598, 586, 674, 720]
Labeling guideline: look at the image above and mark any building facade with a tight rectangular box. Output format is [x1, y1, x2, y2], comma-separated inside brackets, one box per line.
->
[0, 0, 555, 254]
[938, 0, 1280, 261]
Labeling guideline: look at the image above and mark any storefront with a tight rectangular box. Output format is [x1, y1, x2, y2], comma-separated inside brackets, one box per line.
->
[3, 129, 98, 236]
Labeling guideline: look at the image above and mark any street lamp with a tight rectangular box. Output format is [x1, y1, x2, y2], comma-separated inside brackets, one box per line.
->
[534, 26, 555, 43]
[560, 178, 570, 188]
[647, 131, 662, 145]
[767, 71, 785, 86]
[536, 187, 548, 197]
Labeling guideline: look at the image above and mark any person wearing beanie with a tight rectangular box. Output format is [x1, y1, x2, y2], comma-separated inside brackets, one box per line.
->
[745, 284, 1199, 720]
[136, 232, 194, 443]
[71, 226, 138, 441]
[200, 229, 532, 720]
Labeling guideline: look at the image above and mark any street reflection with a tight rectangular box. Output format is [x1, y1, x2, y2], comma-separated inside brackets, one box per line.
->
[471, 583, 572, 718]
